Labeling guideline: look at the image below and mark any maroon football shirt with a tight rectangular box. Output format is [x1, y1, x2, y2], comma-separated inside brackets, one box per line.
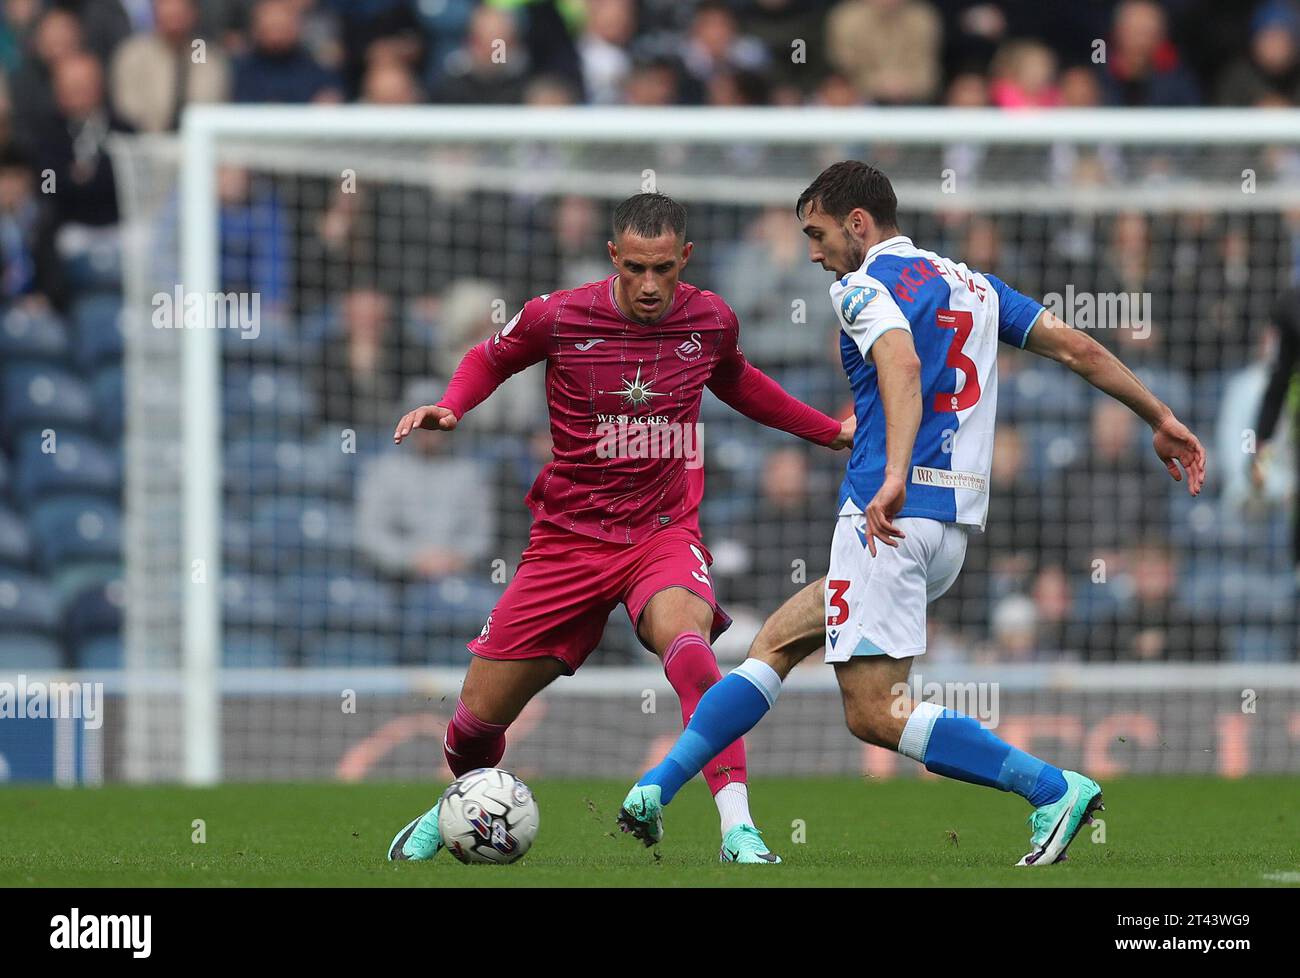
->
[438, 276, 839, 544]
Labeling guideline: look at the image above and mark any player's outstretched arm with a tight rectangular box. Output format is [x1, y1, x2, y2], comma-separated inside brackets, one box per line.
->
[706, 359, 849, 448]
[1024, 309, 1206, 495]
[862, 328, 922, 556]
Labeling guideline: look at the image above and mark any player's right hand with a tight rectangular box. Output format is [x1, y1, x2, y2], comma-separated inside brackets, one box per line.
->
[393, 404, 458, 444]
[1151, 413, 1205, 496]
[863, 472, 907, 558]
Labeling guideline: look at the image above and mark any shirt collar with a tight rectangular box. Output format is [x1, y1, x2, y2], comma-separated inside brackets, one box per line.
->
[862, 234, 913, 267]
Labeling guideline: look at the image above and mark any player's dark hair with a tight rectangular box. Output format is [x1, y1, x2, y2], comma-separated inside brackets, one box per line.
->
[796, 161, 898, 231]
[612, 193, 687, 242]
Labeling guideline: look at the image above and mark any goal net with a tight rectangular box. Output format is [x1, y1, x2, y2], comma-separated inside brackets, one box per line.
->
[106, 107, 1300, 784]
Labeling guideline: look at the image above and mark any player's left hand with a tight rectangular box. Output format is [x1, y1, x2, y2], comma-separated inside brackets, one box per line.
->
[829, 415, 856, 451]
[1152, 413, 1206, 496]
[863, 472, 907, 558]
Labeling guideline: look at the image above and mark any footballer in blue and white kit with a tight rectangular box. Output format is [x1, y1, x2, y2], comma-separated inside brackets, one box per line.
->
[621, 162, 1206, 868]
[824, 236, 1043, 663]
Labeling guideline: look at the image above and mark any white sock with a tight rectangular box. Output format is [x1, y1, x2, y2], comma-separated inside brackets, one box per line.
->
[898, 700, 944, 762]
[714, 781, 753, 835]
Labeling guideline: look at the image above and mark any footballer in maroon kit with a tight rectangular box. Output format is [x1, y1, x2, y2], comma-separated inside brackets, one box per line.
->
[386, 194, 851, 864]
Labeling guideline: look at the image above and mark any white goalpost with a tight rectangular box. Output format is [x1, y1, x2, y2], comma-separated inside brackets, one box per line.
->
[105, 106, 1300, 785]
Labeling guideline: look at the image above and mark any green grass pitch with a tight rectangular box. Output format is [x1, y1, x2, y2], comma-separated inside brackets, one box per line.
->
[2, 776, 1296, 887]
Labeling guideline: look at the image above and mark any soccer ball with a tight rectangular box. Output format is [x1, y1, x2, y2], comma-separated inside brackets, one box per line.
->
[437, 768, 540, 865]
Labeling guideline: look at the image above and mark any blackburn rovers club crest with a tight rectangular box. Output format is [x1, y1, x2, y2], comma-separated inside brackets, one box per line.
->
[675, 331, 703, 362]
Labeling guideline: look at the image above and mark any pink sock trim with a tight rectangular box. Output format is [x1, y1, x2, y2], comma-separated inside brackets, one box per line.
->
[451, 699, 508, 739]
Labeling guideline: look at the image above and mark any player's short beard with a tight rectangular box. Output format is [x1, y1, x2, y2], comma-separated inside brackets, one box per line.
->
[842, 222, 867, 273]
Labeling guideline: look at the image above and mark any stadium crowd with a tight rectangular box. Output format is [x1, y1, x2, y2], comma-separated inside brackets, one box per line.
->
[0, 0, 1298, 670]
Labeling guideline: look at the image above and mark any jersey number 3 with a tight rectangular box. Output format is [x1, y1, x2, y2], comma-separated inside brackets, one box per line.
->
[934, 309, 981, 413]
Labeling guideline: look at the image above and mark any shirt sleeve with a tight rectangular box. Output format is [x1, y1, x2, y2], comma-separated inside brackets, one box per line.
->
[985, 273, 1045, 349]
[707, 302, 842, 446]
[482, 294, 552, 374]
[437, 294, 551, 418]
[829, 273, 912, 358]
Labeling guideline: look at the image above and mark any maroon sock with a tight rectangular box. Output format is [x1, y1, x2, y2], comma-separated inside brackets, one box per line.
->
[662, 632, 748, 793]
[443, 700, 508, 777]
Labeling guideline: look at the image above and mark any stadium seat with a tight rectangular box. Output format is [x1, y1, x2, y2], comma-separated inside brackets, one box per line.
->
[250, 496, 356, 572]
[62, 577, 125, 645]
[28, 496, 123, 569]
[0, 504, 33, 569]
[221, 573, 281, 629]
[91, 365, 125, 443]
[1, 364, 97, 446]
[223, 629, 291, 668]
[11, 433, 122, 506]
[0, 568, 60, 632]
[224, 435, 349, 499]
[69, 293, 125, 373]
[1000, 362, 1091, 423]
[0, 305, 70, 366]
[0, 632, 63, 670]
[1182, 560, 1296, 620]
[301, 631, 401, 667]
[222, 366, 319, 437]
[279, 571, 400, 633]
[74, 634, 124, 669]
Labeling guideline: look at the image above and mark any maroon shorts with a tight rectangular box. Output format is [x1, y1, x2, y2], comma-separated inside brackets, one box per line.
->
[467, 520, 732, 674]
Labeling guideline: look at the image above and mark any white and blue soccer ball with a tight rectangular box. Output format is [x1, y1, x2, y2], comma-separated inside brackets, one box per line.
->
[438, 768, 540, 865]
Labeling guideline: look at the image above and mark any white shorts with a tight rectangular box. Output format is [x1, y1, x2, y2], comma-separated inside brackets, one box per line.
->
[824, 514, 968, 662]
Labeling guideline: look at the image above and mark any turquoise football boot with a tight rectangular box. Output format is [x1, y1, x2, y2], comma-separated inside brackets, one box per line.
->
[719, 824, 781, 864]
[1016, 771, 1104, 866]
[617, 784, 664, 847]
[386, 801, 443, 861]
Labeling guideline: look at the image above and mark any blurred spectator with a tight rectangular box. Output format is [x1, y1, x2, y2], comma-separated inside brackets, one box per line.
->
[622, 56, 679, 105]
[355, 417, 496, 580]
[317, 287, 412, 430]
[109, 0, 230, 133]
[31, 51, 129, 228]
[0, 0, 41, 75]
[578, 0, 636, 105]
[0, 145, 64, 310]
[826, 0, 942, 104]
[56, 0, 132, 68]
[218, 165, 291, 311]
[429, 4, 530, 104]
[1099, 0, 1200, 106]
[988, 39, 1058, 108]
[414, 0, 476, 91]
[1217, 0, 1300, 106]
[682, 1, 770, 93]
[360, 59, 422, 104]
[716, 206, 835, 364]
[1042, 398, 1172, 563]
[1085, 540, 1223, 660]
[320, 0, 425, 101]
[7, 5, 84, 138]
[1251, 287, 1300, 570]
[720, 446, 826, 608]
[231, 0, 342, 104]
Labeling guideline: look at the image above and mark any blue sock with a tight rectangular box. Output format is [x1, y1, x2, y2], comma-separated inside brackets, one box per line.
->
[900, 704, 1067, 807]
[638, 660, 781, 804]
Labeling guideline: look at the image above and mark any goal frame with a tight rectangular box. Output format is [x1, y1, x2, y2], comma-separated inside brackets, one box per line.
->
[172, 105, 1300, 784]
